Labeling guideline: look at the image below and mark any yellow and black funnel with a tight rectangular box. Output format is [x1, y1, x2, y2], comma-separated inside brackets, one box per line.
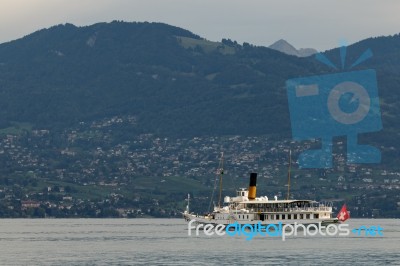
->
[248, 173, 257, 200]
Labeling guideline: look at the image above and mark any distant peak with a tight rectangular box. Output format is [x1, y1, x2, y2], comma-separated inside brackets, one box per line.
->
[269, 39, 317, 57]
[271, 39, 294, 46]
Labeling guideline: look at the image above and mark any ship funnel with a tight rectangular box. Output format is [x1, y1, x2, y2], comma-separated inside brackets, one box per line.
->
[248, 173, 257, 200]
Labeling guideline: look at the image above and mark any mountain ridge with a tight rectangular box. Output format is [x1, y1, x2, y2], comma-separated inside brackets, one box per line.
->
[0, 22, 398, 146]
[0, 22, 399, 218]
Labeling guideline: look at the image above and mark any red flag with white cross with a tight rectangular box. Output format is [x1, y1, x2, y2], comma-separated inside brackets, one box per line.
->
[337, 204, 350, 222]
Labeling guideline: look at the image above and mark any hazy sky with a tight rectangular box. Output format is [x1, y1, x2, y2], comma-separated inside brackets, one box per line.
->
[0, 0, 399, 51]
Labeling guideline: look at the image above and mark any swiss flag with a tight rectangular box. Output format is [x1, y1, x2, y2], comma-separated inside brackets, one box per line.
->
[337, 204, 350, 222]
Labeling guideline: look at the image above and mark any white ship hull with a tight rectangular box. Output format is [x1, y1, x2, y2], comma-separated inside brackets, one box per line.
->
[184, 212, 339, 228]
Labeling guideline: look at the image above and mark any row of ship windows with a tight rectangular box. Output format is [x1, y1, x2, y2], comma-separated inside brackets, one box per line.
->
[216, 213, 327, 220]
[267, 214, 316, 220]
[235, 213, 322, 220]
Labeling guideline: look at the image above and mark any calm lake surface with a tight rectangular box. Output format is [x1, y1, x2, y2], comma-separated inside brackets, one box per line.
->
[0, 219, 398, 265]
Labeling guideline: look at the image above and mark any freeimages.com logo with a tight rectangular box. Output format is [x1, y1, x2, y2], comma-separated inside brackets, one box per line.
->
[286, 45, 382, 168]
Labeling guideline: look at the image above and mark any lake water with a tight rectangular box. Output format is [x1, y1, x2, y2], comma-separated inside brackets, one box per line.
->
[0, 219, 398, 265]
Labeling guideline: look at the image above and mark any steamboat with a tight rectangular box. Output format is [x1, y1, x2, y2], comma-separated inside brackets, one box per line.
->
[183, 153, 339, 227]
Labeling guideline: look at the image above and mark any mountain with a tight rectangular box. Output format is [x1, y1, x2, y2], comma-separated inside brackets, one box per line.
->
[269, 39, 317, 57]
[0, 22, 399, 218]
[0, 21, 320, 137]
[0, 21, 400, 141]
[0, 21, 400, 143]
[0, 22, 399, 149]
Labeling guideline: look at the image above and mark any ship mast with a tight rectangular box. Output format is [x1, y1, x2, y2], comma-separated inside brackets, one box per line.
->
[286, 150, 292, 200]
[186, 193, 190, 213]
[208, 152, 224, 212]
[217, 152, 224, 208]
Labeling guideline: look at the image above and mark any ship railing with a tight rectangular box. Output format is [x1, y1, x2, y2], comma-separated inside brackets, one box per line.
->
[301, 207, 332, 212]
[251, 206, 332, 213]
